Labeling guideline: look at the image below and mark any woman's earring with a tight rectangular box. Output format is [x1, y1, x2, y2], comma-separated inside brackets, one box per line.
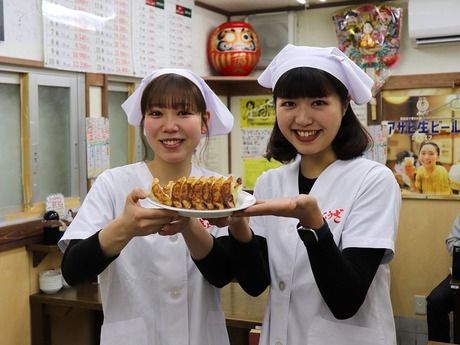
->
[143, 128, 147, 136]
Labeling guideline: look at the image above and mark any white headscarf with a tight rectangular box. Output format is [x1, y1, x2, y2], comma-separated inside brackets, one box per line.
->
[258, 44, 374, 105]
[122, 68, 234, 136]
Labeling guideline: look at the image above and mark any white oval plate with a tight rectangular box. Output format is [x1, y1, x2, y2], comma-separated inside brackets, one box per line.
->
[145, 190, 256, 218]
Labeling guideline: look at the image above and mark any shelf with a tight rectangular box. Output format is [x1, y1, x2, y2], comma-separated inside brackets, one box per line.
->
[203, 75, 271, 96]
[26, 244, 61, 267]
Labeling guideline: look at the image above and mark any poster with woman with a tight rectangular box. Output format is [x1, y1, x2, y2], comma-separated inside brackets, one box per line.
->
[332, 4, 403, 92]
[381, 90, 460, 198]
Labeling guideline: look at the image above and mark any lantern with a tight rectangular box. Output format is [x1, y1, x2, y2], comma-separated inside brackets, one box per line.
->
[207, 21, 261, 76]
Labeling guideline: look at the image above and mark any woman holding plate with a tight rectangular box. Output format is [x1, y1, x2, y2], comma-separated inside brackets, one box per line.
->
[59, 68, 267, 345]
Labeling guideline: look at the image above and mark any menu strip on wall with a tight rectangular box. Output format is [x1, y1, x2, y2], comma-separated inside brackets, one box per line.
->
[42, 0, 192, 76]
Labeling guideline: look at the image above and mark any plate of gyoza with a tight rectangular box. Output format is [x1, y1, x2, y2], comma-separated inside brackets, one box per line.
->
[147, 175, 256, 218]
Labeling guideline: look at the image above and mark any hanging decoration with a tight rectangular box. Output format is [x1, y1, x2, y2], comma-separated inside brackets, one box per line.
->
[332, 4, 403, 93]
[207, 21, 261, 76]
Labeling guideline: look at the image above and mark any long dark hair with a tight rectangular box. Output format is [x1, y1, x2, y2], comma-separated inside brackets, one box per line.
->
[138, 74, 209, 160]
[265, 67, 372, 164]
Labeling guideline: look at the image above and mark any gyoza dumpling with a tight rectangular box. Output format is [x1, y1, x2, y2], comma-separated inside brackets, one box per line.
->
[202, 176, 215, 210]
[180, 176, 196, 209]
[222, 176, 243, 208]
[191, 177, 207, 210]
[211, 176, 225, 209]
[150, 178, 173, 206]
[172, 177, 187, 208]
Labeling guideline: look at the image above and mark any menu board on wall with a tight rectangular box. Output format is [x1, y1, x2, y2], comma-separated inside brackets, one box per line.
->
[42, 0, 193, 76]
[43, 0, 133, 75]
[132, 0, 193, 76]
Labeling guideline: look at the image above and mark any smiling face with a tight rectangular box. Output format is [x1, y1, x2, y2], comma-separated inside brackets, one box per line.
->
[418, 143, 440, 169]
[140, 75, 208, 166]
[276, 94, 344, 163]
[272, 67, 350, 165]
[143, 107, 207, 165]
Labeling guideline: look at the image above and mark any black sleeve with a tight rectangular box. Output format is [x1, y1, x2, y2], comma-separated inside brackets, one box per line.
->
[227, 231, 270, 296]
[194, 231, 270, 296]
[192, 235, 235, 288]
[299, 224, 386, 319]
[61, 231, 118, 286]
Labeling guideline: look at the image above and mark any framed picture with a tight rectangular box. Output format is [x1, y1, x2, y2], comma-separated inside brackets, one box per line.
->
[381, 88, 460, 199]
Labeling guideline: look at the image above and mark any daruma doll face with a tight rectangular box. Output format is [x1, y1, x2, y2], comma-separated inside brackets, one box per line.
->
[208, 21, 261, 76]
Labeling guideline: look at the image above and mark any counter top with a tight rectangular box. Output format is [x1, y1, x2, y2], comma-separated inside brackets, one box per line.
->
[0, 219, 43, 253]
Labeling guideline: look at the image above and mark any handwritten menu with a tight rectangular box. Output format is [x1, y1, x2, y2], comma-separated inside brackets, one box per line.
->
[43, 0, 192, 76]
[193, 135, 229, 176]
[132, 0, 193, 76]
[86, 117, 110, 178]
[42, 0, 124, 74]
[364, 124, 388, 164]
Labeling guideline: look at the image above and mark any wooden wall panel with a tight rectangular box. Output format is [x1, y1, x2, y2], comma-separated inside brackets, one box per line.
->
[391, 199, 459, 317]
[0, 248, 30, 345]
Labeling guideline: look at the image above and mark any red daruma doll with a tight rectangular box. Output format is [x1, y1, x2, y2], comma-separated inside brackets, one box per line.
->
[207, 21, 261, 76]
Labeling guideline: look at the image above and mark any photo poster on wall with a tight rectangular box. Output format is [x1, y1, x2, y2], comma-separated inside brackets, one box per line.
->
[230, 96, 281, 190]
[86, 117, 110, 179]
[381, 90, 460, 198]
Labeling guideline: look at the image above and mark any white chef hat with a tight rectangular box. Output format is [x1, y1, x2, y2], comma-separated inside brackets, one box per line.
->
[121, 68, 234, 136]
[258, 44, 374, 105]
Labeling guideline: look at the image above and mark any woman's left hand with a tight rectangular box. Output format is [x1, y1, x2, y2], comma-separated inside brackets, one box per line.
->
[235, 194, 324, 229]
[157, 215, 190, 236]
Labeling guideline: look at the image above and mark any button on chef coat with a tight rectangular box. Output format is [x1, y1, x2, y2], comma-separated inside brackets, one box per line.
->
[250, 157, 400, 345]
[278, 281, 286, 291]
[59, 162, 230, 345]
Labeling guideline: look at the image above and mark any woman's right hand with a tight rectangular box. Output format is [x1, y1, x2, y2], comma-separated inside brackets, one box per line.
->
[99, 188, 179, 257]
[117, 188, 178, 238]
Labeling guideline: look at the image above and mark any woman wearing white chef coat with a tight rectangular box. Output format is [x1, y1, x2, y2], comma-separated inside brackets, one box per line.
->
[58, 68, 267, 345]
[229, 45, 401, 345]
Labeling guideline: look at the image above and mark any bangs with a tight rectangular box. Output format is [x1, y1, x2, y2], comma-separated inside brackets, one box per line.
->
[141, 74, 206, 114]
[273, 67, 348, 101]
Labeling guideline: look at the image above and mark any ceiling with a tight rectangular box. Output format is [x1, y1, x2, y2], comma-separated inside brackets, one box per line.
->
[195, 0, 384, 15]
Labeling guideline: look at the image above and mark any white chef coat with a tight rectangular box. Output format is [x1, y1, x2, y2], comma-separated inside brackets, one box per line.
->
[250, 156, 401, 345]
[59, 162, 230, 345]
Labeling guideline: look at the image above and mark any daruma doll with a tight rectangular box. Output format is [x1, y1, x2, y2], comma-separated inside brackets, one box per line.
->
[207, 21, 261, 76]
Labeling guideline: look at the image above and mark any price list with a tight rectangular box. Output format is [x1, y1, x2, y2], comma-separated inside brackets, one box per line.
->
[43, 0, 133, 75]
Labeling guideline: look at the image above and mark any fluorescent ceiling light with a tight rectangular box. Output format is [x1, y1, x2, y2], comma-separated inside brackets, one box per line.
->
[296, 0, 307, 4]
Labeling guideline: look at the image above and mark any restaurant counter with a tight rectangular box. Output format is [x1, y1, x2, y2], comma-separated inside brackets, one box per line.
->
[30, 281, 268, 345]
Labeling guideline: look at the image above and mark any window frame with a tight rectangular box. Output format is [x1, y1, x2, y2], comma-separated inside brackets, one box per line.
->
[0, 65, 86, 222]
